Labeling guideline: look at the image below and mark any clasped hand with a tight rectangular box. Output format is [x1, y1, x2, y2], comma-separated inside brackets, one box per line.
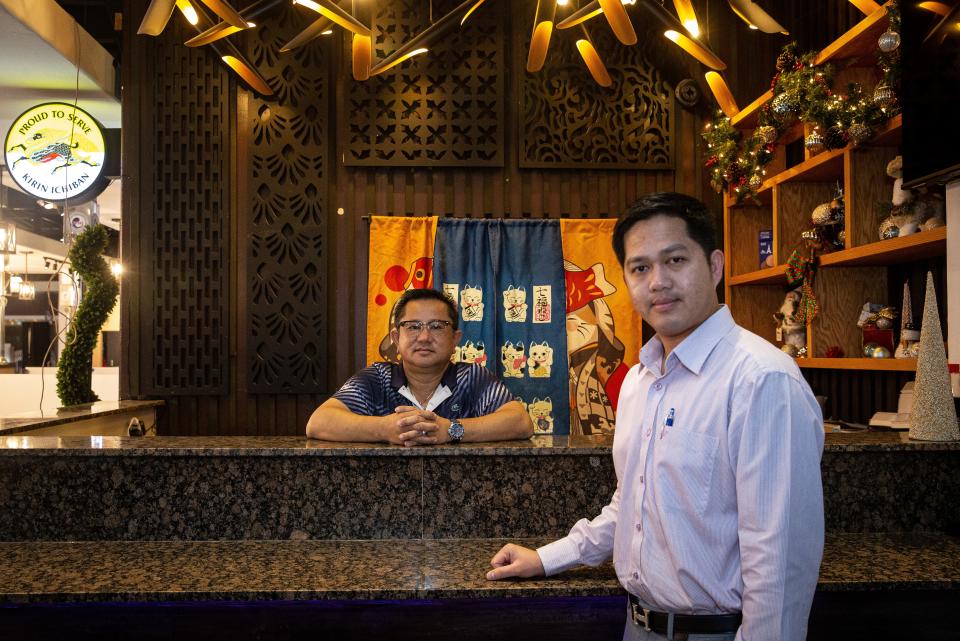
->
[384, 405, 450, 446]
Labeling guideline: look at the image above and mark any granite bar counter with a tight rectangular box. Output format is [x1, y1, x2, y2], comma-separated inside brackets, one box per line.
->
[1, 534, 958, 605]
[1, 433, 958, 541]
[0, 400, 163, 437]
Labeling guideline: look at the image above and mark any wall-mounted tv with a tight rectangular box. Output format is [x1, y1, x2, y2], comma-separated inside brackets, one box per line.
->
[901, 1, 960, 189]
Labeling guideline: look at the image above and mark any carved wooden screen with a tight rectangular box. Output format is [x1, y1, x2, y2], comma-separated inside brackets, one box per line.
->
[244, 6, 329, 393]
[516, 6, 675, 170]
[339, 0, 505, 167]
[145, 19, 230, 395]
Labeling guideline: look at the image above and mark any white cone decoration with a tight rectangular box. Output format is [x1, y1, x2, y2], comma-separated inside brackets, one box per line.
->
[900, 281, 913, 334]
[909, 272, 960, 441]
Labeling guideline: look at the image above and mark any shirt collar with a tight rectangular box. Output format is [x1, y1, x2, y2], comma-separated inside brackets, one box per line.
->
[390, 362, 458, 391]
[639, 305, 734, 376]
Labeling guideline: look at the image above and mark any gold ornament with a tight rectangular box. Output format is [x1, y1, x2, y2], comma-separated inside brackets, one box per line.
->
[873, 85, 896, 108]
[878, 30, 900, 53]
[749, 173, 763, 189]
[757, 125, 777, 144]
[847, 122, 871, 146]
[804, 130, 824, 153]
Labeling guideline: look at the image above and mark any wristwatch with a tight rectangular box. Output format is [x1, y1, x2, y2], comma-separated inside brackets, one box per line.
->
[448, 419, 464, 443]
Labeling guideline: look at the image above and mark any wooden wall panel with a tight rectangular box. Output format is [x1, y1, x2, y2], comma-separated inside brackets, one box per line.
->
[123, 1, 894, 435]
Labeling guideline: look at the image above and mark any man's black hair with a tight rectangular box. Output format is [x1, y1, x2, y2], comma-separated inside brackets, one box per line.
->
[391, 288, 460, 330]
[612, 192, 719, 265]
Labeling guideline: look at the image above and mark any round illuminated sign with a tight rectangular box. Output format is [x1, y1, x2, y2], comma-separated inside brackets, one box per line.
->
[4, 102, 110, 204]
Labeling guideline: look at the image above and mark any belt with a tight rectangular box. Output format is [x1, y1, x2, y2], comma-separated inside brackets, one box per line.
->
[629, 594, 742, 635]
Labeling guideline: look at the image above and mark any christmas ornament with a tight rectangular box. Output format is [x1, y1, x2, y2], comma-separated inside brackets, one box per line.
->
[863, 342, 879, 357]
[909, 272, 960, 441]
[749, 173, 763, 189]
[878, 30, 900, 53]
[847, 122, 872, 146]
[772, 91, 797, 115]
[872, 345, 891, 358]
[881, 224, 900, 240]
[804, 130, 824, 153]
[825, 346, 844, 358]
[785, 250, 819, 322]
[776, 47, 797, 72]
[811, 202, 842, 226]
[873, 84, 896, 108]
[757, 125, 777, 144]
[895, 281, 920, 359]
[824, 127, 848, 150]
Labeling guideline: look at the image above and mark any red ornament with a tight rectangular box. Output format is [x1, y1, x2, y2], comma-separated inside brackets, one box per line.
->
[705, 156, 718, 168]
[825, 346, 845, 358]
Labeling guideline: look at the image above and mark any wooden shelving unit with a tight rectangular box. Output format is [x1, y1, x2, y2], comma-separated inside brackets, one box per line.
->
[723, 6, 947, 370]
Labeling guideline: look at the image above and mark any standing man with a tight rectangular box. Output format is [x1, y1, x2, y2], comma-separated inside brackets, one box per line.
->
[486, 192, 824, 641]
[307, 288, 533, 445]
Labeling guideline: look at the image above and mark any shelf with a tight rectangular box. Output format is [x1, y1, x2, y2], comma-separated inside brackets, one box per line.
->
[727, 227, 946, 286]
[819, 226, 947, 267]
[728, 265, 786, 286]
[797, 357, 916, 371]
[730, 3, 890, 129]
[866, 113, 902, 147]
[771, 147, 845, 186]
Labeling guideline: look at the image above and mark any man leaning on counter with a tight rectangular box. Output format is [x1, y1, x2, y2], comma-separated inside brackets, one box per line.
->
[487, 192, 825, 641]
[306, 288, 533, 446]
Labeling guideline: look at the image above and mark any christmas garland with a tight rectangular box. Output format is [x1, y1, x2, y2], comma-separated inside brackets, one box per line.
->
[56, 224, 120, 407]
[704, 2, 901, 202]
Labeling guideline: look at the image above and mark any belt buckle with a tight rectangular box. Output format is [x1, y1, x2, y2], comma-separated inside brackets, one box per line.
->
[631, 602, 652, 631]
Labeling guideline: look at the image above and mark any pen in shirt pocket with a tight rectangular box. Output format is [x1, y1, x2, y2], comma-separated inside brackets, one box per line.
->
[660, 408, 675, 439]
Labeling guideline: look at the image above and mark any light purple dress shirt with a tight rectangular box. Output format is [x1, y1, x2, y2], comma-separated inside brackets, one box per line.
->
[537, 306, 824, 641]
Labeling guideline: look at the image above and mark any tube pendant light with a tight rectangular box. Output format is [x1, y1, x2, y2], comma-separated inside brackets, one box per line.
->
[185, 0, 282, 47]
[281, 15, 334, 52]
[576, 25, 613, 87]
[293, 0, 371, 36]
[705, 71, 739, 118]
[598, 0, 637, 45]
[727, 0, 788, 34]
[527, 0, 558, 73]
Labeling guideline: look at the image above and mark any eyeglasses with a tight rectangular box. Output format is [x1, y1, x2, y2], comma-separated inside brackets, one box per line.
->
[396, 319, 453, 336]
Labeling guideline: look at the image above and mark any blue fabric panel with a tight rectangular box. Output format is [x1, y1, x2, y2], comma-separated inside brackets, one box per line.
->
[433, 219, 569, 435]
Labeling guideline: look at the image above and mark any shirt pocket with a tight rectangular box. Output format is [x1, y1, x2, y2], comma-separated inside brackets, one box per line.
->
[655, 427, 718, 519]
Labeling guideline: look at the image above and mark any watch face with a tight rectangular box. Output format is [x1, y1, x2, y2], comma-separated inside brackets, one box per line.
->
[449, 420, 465, 441]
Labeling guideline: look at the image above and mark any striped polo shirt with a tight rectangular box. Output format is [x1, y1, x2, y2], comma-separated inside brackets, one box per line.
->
[333, 362, 516, 420]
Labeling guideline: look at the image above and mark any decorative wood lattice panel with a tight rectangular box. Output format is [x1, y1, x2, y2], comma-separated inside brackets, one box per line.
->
[517, 9, 675, 169]
[148, 20, 229, 394]
[245, 5, 328, 393]
[340, 0, 504, 167]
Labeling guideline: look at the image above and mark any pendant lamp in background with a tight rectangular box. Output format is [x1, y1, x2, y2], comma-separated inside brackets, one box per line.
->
[705, 72, 739, 118]
[575, 25, 613, 87]
[185, 0, 283, 47]
[281, 14, 335, 52]
[527, 0, 558, 73]
[727, 0, 788, 34]
[369, 0, 490, 77]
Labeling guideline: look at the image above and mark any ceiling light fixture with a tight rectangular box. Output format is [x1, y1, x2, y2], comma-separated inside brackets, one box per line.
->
[727, 0, 788, 34]
[369, 0, 490, 77]
[705, 71, 739, 118]
[575, 25, 613, 87]
[185, 0, 282, 47]
[293, 0, 371, 36]
[527, 0, 559, 73]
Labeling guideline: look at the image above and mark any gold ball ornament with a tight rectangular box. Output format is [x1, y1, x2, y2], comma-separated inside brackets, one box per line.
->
[757, 125, 777, 144]
[878, 30, 900, 53]
[873, 85, 896, 108]
[872, 346, 892, 358]
[749, 173, 763, 189]
[804, 130, 825, 153]
[847, 122, 872, 146]
[863, 342, 879, 357]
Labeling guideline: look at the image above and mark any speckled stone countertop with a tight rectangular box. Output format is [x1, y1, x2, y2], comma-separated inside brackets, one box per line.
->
[0, 533, 957, 604]
[1, 430, 957, 456]
[0, 400, 164, 436]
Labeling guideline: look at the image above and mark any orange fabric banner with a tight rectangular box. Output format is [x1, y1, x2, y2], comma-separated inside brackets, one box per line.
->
[560, 219, 643, 436]
[366, 216, 438, 365]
